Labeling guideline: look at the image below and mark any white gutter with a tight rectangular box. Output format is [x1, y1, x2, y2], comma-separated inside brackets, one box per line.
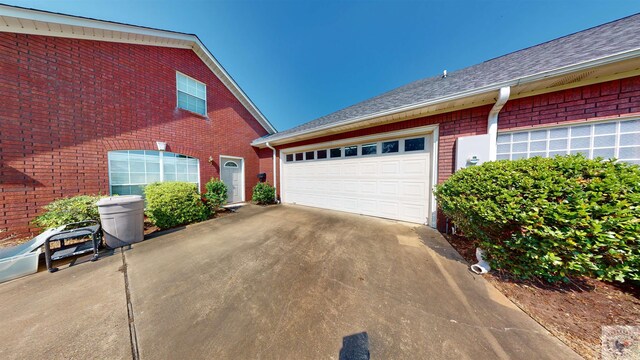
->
[488, 87, 511, 161]
[265, 142, 278, 203]
[252, 47, 640, 147]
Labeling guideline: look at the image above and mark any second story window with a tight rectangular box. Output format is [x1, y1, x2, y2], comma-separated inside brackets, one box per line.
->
[176, 72, 207, 116]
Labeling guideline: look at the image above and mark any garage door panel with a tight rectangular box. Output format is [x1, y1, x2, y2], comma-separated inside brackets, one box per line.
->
[358, 162, 378, 175]
[380, 161, 400, 175]
[360, 181, 377, 194]
[400, 203, 425, 223]
[402, 182, 426, 197]
[402, 159, 428, 175]
[379, 182, 399, 196]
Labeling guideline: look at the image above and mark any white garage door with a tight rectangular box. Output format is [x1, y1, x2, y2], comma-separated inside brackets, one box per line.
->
[282, 135, 432, 224]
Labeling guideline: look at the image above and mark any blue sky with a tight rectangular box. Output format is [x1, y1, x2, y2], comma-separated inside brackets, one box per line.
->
[4, 0, 640, 131]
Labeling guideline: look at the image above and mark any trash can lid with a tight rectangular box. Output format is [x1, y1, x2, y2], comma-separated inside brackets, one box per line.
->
[96, 195, 143, 206]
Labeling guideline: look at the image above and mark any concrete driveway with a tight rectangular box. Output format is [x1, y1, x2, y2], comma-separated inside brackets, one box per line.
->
[0, 205, 580, 359]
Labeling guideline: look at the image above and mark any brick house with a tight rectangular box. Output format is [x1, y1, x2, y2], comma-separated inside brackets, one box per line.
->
[0, 5, 276, 238]
[1, 6, 640, 240]
[253, 13, 640, 230]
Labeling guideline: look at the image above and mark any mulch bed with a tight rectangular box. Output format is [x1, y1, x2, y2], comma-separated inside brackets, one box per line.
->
[443, 233, 640, 359]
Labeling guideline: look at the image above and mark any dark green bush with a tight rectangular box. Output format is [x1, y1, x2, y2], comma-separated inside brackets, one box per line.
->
[33, 195, 104, 229]
[144, 182, 209, 229]
[204, 177, 228, 211]
[434, 155, 640, 283]
[252, 183, 276, 205]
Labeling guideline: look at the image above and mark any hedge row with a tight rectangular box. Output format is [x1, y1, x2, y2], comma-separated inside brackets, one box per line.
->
[435, 155, 640, 283]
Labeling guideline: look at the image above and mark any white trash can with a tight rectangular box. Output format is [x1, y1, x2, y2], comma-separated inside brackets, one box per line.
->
[96, 195, 145, 248]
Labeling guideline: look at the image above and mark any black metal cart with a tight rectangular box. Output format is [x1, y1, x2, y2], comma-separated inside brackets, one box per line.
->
[43, 220, 102, 273]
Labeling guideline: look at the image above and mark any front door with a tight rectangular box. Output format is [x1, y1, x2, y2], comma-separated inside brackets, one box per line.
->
[221, 157, 243, 203]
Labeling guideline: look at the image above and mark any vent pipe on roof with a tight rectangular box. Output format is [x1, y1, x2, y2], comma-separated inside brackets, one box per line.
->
[265, 142, 278, 203]
[442, 70, 447, 78]
[488, 87, 511, 161]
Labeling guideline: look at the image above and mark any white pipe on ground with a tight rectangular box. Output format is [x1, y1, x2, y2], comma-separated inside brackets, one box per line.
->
[265, 142, 278, 203]
[488, 87, 511, 161]
[470, 248, 491, 275]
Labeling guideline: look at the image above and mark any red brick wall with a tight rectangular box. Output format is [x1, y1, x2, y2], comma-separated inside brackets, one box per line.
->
[500, 76, 640, 130]
[0, 33, 270, 240]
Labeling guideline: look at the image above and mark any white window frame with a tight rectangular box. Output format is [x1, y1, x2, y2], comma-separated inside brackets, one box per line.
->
[107, 150, 200, 196]
[176, 71, 207, 116]
[496, 118, 640, 164]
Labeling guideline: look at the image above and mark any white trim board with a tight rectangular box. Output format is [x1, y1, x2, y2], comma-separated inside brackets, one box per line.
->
[280, 125, 439, 154]
[219, 155, 246, 203]
[0, 4, 277, 135]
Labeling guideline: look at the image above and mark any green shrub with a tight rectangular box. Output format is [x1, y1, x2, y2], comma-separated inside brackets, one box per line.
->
[204, 178, 228, 211]
[33, 195, 105, 229]
[434, 155, 640, 283]
[252, 183, 276, 205]
[144, 182, 210, 229]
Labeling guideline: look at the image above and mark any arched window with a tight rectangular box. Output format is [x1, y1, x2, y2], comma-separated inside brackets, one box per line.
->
[108, 150, 199, 196]
[224, 161, 239, 168]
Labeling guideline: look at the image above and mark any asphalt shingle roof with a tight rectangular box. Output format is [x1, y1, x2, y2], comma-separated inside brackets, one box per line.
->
[260, 13, 640, 143]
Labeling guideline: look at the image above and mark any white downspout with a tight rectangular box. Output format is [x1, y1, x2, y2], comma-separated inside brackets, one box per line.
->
[488, 86, 511, 161]
[265, 142, 278, 203]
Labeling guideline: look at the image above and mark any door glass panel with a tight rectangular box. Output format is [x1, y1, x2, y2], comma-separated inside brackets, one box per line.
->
[317, 150, 327, 159]
[305, 151, 315, 160]
[382, 141, 399, 153]
[330, 148, 342, 158]
[404, 138, 425, 151]
[549, 128, 568, 139]
[361, 143, 377, 155]
[571, 125, 591, 137]
[620, 119, 640, 133]
[344, 146, 358, 157]
[595, 122, 616, 134]
[593, 148, 615, 159]
[530, 130, 547, 140]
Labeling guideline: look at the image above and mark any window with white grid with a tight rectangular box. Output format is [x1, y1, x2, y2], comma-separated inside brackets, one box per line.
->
[108, 150, 200, 196]
[496, 119, 640, 165]
[176, 72, 207, 116]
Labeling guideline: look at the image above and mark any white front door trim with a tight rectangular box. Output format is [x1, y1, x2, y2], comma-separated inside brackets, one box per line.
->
[219, 155, 245, 202]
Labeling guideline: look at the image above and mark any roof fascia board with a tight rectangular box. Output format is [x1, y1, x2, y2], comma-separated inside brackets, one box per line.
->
[253, 47, 640, 146]
[0, 5, 195, 41]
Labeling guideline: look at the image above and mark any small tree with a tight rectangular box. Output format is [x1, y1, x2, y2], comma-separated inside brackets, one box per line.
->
[204, 177, 228, 212]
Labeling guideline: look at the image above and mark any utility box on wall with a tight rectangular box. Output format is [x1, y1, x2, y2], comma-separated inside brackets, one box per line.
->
[455, 134, 491, 171]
